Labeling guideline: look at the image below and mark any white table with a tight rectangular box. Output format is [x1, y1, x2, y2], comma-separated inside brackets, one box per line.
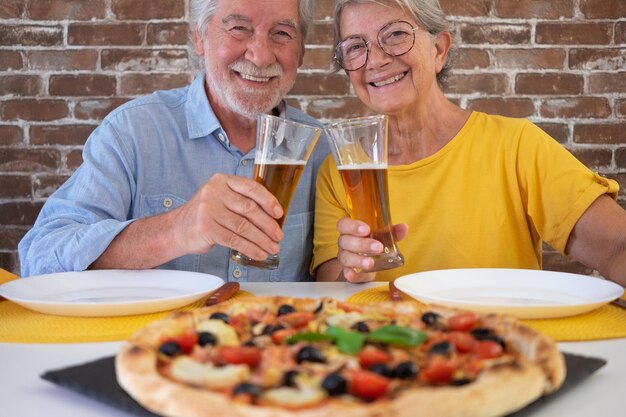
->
[1, 282, 623, 417]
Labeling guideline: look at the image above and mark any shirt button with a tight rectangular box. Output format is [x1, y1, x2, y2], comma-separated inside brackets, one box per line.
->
[163, 198, 173, 208]
[218, 133, 226, 142]
[242, 159, 248, 166]
[233, 267, 242, 279]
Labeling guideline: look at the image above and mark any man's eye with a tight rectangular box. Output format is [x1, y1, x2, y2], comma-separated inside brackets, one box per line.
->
[272, 30, 296, 43]
[228, 26, 252, 37]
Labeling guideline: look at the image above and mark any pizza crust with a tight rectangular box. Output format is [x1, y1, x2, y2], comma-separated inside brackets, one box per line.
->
[116, 297, 566, 417]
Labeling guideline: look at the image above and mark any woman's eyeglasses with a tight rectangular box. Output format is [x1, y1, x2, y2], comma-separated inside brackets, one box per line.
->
[335, 20, 420, 71]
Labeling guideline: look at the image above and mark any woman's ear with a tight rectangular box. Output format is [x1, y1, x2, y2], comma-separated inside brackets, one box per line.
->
[433, 31, 452, 74]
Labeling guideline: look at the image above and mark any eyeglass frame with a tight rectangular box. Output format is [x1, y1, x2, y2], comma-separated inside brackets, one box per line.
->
[334, 20, 420, 71]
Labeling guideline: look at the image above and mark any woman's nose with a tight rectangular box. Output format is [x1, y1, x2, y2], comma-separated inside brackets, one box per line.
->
[366, 42, 393, 69]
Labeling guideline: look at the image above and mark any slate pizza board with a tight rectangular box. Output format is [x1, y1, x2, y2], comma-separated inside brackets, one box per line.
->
[40, 352, 606, 417]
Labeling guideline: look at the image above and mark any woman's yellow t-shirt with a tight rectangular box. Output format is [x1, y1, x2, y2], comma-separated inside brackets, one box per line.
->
[312, 112, 619, 281]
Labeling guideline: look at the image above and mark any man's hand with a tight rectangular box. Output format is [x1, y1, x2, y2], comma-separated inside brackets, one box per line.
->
[172, 173, 284, 261]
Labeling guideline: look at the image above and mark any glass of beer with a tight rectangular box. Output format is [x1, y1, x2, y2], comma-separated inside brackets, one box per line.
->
[230, 113, 322, 269]
[324, 115, 404, 272]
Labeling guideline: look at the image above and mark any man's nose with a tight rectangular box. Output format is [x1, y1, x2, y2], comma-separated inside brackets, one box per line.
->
[244, 35, 276, 68]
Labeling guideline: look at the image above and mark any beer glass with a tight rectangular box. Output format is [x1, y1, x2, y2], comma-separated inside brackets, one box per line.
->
[324, 115, 404, 272]
[231, 114, 322, 269]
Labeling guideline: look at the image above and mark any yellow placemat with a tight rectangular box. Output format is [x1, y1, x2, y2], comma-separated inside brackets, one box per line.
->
[346, 286, 626, 342]
[0, 268, 18, 284]
[0, 290, 253, 344]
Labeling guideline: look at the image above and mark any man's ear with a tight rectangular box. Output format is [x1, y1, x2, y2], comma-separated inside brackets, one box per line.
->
[433, 31, 452, 74]
[193, 29, 205, 56]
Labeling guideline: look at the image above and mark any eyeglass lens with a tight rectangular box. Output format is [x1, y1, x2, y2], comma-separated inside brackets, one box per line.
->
[336, 21, 417, 71]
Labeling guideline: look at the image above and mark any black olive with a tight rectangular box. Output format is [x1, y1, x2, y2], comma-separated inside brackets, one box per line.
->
[470, 327, 493, 339]
[421, 312, 441, 326]
[278, 304, 296, 316]
[232, 383, 262, 397]
[281, 370, 299, 387]
[321, 373, 347, 396]
[158, 341, 181, 357]
[369, 363, 393, 378]
[296, 346, 326, 364]
[352, 321, 370, 333]
[243, 339, 257, 347]
[313, 301, 324, 314]
[210, 312, 229, 323]
[197, 331, 217, 347]
[262, 324, 285, 335]
[393, 361, 418, 379]
[450, 378, 472, 386]
[430, 341, 453, 356]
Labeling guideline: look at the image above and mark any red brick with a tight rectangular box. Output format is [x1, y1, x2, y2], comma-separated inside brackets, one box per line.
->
[493, 48, 565, 69]
[536, 123, 569, 144]
[74, 98, 130, 120]
[0, 202, 44, 226]
[302, 47, 334, 71]
[588, 73, 626, 94]
[1, 99, 69, 121]
[0, 149, 61, 173]
[30, 124, 97, 146]
[579, 0, 626, 19]
[616, 22, 626, 44]
[290, 74, 351, 96]
[49, 75, 117, 97]
[450, 48, 490, 70]
[540, 97, 611, 119]
[68, 24, 145, 46]
[467, 98, 535, 118]
[147, 23, 188, 45]
[0, 51, 23, 70]
[101, 49, 188, 71]
[0, 25, 63, 46]
[444, 74, 510, 95]
[0, 75, 42, 96]
[112, 0, 184, 19]
[574, 123, 626, 144]
[0, 227, 25, 251]
[440, 0, 492, 16]
[494, 0, 575, 19]
[617, 100, 626, 117]
[0, 125, 23, 146]
[536, 23, 612, 45]
[616, 148, 626, 168]
[312, 0, 334, 20]
[570, 148, 613, 169]
[515, 73, 583, 95]
[119, 74, 191, 95]
[307, 97, 375, 119]
[28, 0, 106, 20]
[66, 149, 84, 170]
[460, 23, 531, 45]
[26, 50, 98, 71]
[34, 174, 71, 199]
[0, 0, 25, 18]
[0, 175, 31, 199]
[308, 22, 334, 45]
[569, 48, 624, 71]
[0, 251, 20, 275]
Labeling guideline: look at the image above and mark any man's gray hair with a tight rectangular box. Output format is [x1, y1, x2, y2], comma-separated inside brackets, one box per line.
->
[189, 0, 315, 70]
[332, 0, 452, 83]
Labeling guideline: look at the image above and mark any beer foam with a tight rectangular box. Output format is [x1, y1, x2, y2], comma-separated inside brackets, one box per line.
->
[337, 163, 387, 170]
[256, 158, 306, 165]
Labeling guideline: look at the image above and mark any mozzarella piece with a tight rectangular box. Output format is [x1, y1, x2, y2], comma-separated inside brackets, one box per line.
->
[259, 386, 327, 408]
[169, 356, 249, 389]
[195, 319, 240, 346]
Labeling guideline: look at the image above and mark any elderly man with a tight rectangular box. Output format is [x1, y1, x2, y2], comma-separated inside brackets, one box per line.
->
[19, 0, 328, 282]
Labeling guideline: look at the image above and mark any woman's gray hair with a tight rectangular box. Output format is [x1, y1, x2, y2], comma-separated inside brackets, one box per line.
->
[189, 0, 315, 70]
[332, 0, 452, 83]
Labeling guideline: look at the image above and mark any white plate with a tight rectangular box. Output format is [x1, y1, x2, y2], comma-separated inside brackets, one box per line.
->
[394, 268, 624, 319]
[0, 269, 224, 317]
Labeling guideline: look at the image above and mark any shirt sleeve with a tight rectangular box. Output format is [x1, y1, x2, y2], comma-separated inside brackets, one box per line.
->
[311, 156, 350, 275]
[18, 119, 138, 277]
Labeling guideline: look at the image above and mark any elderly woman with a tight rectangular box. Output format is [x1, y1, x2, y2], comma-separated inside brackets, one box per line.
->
[312, 0, 626, 286]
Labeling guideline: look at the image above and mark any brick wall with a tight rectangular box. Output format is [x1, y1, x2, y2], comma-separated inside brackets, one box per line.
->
[1, 0, 624, 276]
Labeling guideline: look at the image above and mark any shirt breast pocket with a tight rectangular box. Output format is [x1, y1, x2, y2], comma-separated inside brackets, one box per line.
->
[270, 211, 314, 282]
[138, 194, 200, 272]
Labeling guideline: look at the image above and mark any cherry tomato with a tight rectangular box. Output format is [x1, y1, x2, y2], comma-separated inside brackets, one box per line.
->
[277, 311, 314, 329]
[349, 370, 389, 401]
[219, 346, 262, 367]
[357, 346, 391, 369]
[228, 314, 249, 332]
[450, 331, 477, 353]
[422, 358, 456, 384]
[163, 332, 198, 354]
[271, 328, 297, 344]
[447, 312, 477, 332]
[475, 340, 503, 359]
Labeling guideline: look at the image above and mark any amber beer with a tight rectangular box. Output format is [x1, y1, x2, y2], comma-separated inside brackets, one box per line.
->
[338, 164, 404, 271]
[254, 161, 305, 227]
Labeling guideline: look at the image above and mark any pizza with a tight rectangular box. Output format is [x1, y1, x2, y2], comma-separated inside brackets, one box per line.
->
[116, 296, 566, 417]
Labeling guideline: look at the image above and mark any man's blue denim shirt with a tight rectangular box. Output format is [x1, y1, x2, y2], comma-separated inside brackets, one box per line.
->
[19, 73, 330, 282]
